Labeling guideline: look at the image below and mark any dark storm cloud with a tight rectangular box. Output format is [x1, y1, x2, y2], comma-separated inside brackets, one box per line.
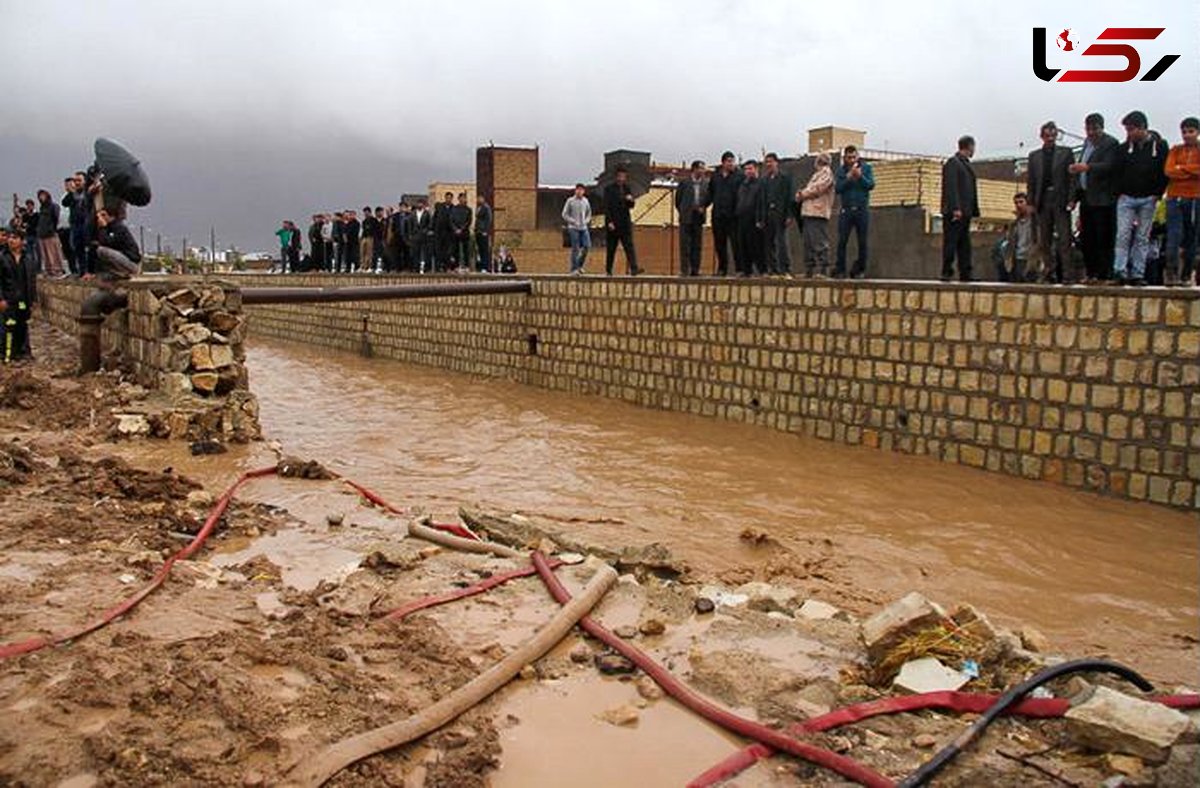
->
[1, 0, 1195, 251]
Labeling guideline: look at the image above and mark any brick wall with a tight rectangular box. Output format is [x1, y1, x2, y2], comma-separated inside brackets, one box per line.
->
[236, 275, 1199, 509]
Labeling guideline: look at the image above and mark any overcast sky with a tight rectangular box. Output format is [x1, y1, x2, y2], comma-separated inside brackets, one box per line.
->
[1, 0, 1196, 252]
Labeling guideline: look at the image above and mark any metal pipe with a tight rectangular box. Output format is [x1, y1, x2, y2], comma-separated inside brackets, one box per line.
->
[239, 280, 532, 305]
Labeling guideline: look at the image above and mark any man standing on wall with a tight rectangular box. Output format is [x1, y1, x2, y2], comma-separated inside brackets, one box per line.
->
[343, 209, 361, 272]
[603, 166, 640, 276]
[675, 160, 710, 277]
[834, 145, 874, 278]
[308, 214, 325, 272]
[941, 135, 979, 282]
[1163, 116, 1200, 287]
[562, 183, 592, 275]
[797, 152, 834, 278]
[1026, 121, 1076, 282]
[414, 199, 434, 273]
[390, 202, 411, 272]
[434, 191, 455, 272]
[360, 206, 379, 272]
[1112, 111, 1168, 286]
[735, 160, 766, 277]
[709, 151, 741, 276]
[450, 192, 473, 272]
[1069, 113, 1120, 284]
[330, 211, 345, 273]
[475, 194, 493, 272]
[761, 153, 794, 276]
[274, 220, 292, 273]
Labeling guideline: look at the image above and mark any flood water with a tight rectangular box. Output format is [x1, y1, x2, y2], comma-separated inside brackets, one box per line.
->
[135, 336, 1199, 687]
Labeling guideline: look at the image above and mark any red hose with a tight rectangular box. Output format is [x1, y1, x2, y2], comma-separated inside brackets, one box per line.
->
[380, 559, 565, 622]
[688, 689, 1200, 787]
[530, 551, 894, 788]
[342, 479, 482, 541]
[0, 465, 279, 660]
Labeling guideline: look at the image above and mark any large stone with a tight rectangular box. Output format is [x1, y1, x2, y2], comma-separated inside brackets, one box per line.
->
[797, 599, 843, 621]
[208, 311, 241, 333]
[1064, 685, 1190, 764]
[190, 344, 215, 371]
[892, 657, 971, 694]
[162, 372, 193, 399]
[191, 372, 220, 394]
[178, 323, 212, 345]
[210, 343, 235, 369]
[737, 581, 799, 615]
[114, 413, 151, 437]
[861, 592, 947, 662]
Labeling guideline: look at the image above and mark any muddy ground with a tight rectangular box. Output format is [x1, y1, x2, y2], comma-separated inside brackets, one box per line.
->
[1, 322, 1196, 787]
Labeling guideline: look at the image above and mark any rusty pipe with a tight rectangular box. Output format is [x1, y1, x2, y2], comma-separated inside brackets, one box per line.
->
[239, 280, 532, 305]
[79, 289, 129, 373]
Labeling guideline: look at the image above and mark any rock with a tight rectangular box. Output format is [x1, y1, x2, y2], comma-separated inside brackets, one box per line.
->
[557, 552, 585, 565]
[187, 489, 215, 509]
[519, 665, 537, 681]
[949, 603, 999, 641]
[639, 619, 666, 636]
[861, 592, 947, 663]
[114, 413, 151, 437]
[737, 581, 799, 615]
[797, 599, 842, 621]
[1020, 626, 1051, 653]
[162, 372, 193, 398]
[617, 574, 640, 586]
[324, 645, 350, 662]
[1065, 685, 1190, 764]
[326, 512, 345, 527]
[191, 372, 219, 394]
[893, 657, 971, 694]
[595, 653, 636, 675]
[166, 288, 199, 309]
[242, 770, 265, 787]
[210, 343, 235, 369]
[694, 597, 716, 615]
[613, 625, 638, 640]
[255, 592, 295, 621]
[912, 733, 939, 749]
[178, 324, 212, 345]
[440, 727, 475, 749]
[636, 676, 665, 701]
[190, 344, 215, 371]
[569, 644, 592, 664]
[1156, 744, 1199, 786]
[1105, 753, 1144, 776]
[209, 311, 241, 333]
[598, 704, 640, 727]
[189, 440, 226, 456]
[362, 542, 416, 570]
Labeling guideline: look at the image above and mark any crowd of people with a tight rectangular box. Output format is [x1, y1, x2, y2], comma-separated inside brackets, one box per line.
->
[4, 170, 144, 362]
[274, 192, 515, 275]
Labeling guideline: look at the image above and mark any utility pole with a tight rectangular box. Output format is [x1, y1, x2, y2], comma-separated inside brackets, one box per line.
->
[210, 226, 216, 266]
[156, 233, 161, 256]
[139, 224, 145, 254]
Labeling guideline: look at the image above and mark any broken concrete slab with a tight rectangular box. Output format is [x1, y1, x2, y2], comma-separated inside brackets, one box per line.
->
[861, 591, 947, 662]
[892, 657, 971, 694]
[1065, 685, 1190, 764]
[798, 599, 842, 621]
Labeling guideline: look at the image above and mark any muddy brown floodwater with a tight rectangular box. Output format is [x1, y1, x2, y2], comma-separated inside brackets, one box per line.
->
[130, 335, 1198, 690]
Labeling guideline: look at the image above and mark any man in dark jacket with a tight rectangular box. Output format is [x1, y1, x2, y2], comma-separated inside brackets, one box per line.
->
[735, 160, 766, 276]
[94, 208, 141, 279]
[1, 228, 37, 361]
[343, 209, 361, 272]
[433, 192, 455, 272]
[1069, 113, 1121, 283]
[941, 135, 980, 282]
[331, 212, 345, 273]
[450, 192, 473, 270]
[1112, 111, 1169, 285]
[1025, 121, 1076, 282]
[63, 172, 91, 276]
[474, 195, 493, 272]
[286, 220, 302, 272]
[603, 166, 640, 276]
[708, 151, 742, 276]
[360, 207, 380, 272]
[834, 145, 875, 278]
[36, 190, 66, 277]
[413, 200, 434, 273]
[761, 153, 794, 275]
[307, 215, 326, 272]
[675, 160, 710, 277]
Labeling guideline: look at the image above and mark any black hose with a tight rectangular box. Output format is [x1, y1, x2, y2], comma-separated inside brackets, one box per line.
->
[897, 658, 1154, 788]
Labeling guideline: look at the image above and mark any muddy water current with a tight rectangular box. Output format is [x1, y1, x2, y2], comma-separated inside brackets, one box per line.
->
[123, 336, 1199, 691]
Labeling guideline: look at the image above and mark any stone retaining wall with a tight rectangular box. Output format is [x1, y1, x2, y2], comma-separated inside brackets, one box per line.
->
[47, 274, 1195, 509]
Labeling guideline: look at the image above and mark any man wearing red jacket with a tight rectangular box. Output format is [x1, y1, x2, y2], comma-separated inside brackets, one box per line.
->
[1164, 117, 1199, 287]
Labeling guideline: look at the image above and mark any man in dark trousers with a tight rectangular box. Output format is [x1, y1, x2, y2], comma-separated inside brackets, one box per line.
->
[360, 206, 379, 272]
[286, 220, 302, 273]
[450, 192, 473, 270]
[761, 153, 794, 275]
[603, 166, 640, 275]
[413, 199, 435, 273]
[1026, 121, 1076, 282]
[834, 145, 875, 278]
[389, 202, 410, 272]
[433, 192, 455, 271]
[940, 135, 979, 282]
[674, 160, 710, 276]
[735, 160, 766, 277]
[308, 214, 325, 272]
[342, 209, 361, 272]
[1069, 113, 1120, 283]
[331, 211, 345, 272]
[708, 151, 742, 276]
[0, 228, 36, 362]
[474, 194, 493, 272]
